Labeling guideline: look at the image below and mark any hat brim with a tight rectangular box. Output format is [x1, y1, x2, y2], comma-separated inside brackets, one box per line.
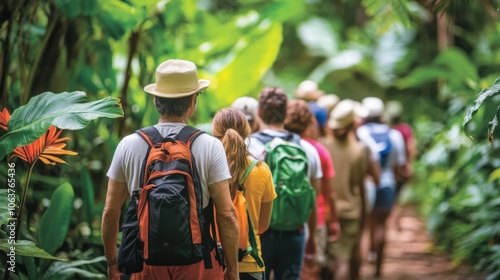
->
[296, 90, 325, 101]
[144, 79, 210, 98]
[328, 119, 352, 129]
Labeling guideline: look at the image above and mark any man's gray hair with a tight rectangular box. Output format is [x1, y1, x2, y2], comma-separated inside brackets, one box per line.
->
[154, 95, 193, 117]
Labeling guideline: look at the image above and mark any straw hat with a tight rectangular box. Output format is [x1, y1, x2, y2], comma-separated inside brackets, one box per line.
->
[317, 94, 340, 113]
[362, 97, 385, 117]
[328, 99, 355, 129]
[144, 59, 210, 98]
[386, 100, 403, 119]
[295, 80, 325, 101]
[231, 96, 258, 121]
[353, 101, 369, 119]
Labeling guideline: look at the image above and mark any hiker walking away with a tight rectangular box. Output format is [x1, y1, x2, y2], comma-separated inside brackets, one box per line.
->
[322, 100, 369, 280]
[232, 96, 261, 133]
[248, 87, 322, 280]
[102, 59, 239, 280]
[357, 97, 406, 278]
[386, 100, 417, 230]
[212, 108, 277, 280]
[284, 100, 340, 280]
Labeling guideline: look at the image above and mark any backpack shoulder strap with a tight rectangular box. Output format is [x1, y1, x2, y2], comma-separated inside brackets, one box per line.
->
[176, 125, 204, 147]
[238, 159, 265, 267]
[239, 160, 259, 186]
[251, 132, 274, 145]
[286, 132, 302, 146]
[135, 126, 163, 189]
[136, 126, 163, 147]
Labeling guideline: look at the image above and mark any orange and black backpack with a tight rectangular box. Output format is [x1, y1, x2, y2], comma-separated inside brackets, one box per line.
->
[118, 125, 221, 275]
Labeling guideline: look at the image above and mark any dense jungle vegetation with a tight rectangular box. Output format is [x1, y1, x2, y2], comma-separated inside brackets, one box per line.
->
[0, 0, 499, 279]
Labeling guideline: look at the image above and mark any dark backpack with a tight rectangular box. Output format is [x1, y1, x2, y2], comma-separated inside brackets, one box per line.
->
[118, 126, 220, 275]
[365, 123, 392, 167]
[252, 132, 316, 231]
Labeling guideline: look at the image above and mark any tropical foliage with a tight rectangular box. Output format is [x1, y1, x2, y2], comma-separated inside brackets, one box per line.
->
[1, 0, 499, 279]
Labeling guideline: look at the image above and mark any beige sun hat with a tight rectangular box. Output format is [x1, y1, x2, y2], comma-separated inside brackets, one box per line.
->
[362, 96, 385, 117]
[353, 101, 369, 119]
[328, 99, 355, 129]
[317, 94, 340, 113]
[144, 59, 210, 98]
[295, 80, 325, 101]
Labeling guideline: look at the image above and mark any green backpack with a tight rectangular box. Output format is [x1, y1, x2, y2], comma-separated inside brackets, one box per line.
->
[253, 132, 316, 231]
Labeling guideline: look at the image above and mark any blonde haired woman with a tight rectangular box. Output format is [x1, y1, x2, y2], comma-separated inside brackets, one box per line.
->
[212, 108, 276, 280]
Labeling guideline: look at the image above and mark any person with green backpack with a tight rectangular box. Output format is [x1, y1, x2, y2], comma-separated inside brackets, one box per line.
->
[213, 108, 277, 280]
[247, 87, 322, 280]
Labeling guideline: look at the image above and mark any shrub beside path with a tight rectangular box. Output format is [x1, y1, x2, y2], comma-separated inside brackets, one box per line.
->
[360, 206, 484, 280]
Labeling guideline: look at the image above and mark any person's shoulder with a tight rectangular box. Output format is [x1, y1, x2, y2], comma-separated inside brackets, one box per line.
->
[389, 128, 404, 141]
[192, 131, 222, 147]
[119, 132, 145, 147]
[299, 138, 320, 157]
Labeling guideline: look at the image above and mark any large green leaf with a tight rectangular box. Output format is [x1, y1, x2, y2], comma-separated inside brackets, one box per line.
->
[397, 48, 478, 89]
[97, 0, 147, 40]
[43, 256, 106, 280]
[0, 91, 123, 160]
[373, 28, 415, 87]
[297, 18, 338, 57]
[463, 77, 500, 138]
[362, 0, 414, 29]
[0, 240, 68, 261]
[212, 22, 283, 108]
[38, 182, 75, 256]
[79, 166, 95, 235]
[0, 189, 17, 235]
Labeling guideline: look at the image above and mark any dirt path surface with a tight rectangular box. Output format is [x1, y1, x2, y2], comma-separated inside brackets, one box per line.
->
[360, 206, 484, 280]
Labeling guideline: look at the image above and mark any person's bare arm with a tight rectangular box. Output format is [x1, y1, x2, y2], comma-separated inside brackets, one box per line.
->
[209, 180, 239, 280]
[367, 155, 381, 186]
[258, 201, 273, 234]
[305, 178, 320, 255]
[102, 179, 129, 279]
[324, 177, 340, 241]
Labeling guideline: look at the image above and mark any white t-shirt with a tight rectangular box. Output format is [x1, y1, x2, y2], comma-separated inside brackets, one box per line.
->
[247, 129, 323, 180]
[357, 123, 406, 188]
[107, 123, 231, 208]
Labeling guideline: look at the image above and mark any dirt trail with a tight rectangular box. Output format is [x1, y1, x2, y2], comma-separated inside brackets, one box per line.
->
[360, 206, 484, 280]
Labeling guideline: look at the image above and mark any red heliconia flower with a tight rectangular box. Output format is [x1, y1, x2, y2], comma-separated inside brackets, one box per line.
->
[0, 108, 10, 131]
[0, 108, 78, 165]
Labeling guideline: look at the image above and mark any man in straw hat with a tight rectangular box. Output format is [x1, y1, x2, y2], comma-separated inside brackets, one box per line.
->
[322, 99, 369, 280]
[103, 59, 239, 280]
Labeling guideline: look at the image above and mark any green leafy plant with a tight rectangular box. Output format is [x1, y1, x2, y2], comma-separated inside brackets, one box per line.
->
[0, 91, 123, 279]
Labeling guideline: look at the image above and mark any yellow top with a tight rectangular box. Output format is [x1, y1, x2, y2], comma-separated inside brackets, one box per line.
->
[239, 160, 277, 273]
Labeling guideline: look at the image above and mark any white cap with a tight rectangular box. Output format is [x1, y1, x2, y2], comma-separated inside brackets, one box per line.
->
[362, 97, 385, 117]
[231, 96, 258, 121]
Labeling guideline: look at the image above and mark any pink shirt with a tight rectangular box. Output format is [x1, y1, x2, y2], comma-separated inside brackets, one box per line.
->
[304, 137, 335, 226]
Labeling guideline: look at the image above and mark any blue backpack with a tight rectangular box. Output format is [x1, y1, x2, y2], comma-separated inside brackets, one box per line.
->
[365, 123, 392, 167]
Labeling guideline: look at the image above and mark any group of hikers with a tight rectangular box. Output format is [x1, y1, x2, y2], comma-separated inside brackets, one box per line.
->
[101, 59, 416, 280]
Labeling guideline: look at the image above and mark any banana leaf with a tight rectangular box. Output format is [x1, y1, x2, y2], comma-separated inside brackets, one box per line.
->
[0, 91, 123, 160]
[0, 240, 68, 262]
[463, 77, 500, 140]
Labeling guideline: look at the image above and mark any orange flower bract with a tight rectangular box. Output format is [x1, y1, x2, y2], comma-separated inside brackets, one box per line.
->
[0, 108, 78, 165]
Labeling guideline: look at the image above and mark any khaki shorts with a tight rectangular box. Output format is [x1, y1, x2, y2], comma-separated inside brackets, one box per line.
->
[327, 218, 361, 261]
